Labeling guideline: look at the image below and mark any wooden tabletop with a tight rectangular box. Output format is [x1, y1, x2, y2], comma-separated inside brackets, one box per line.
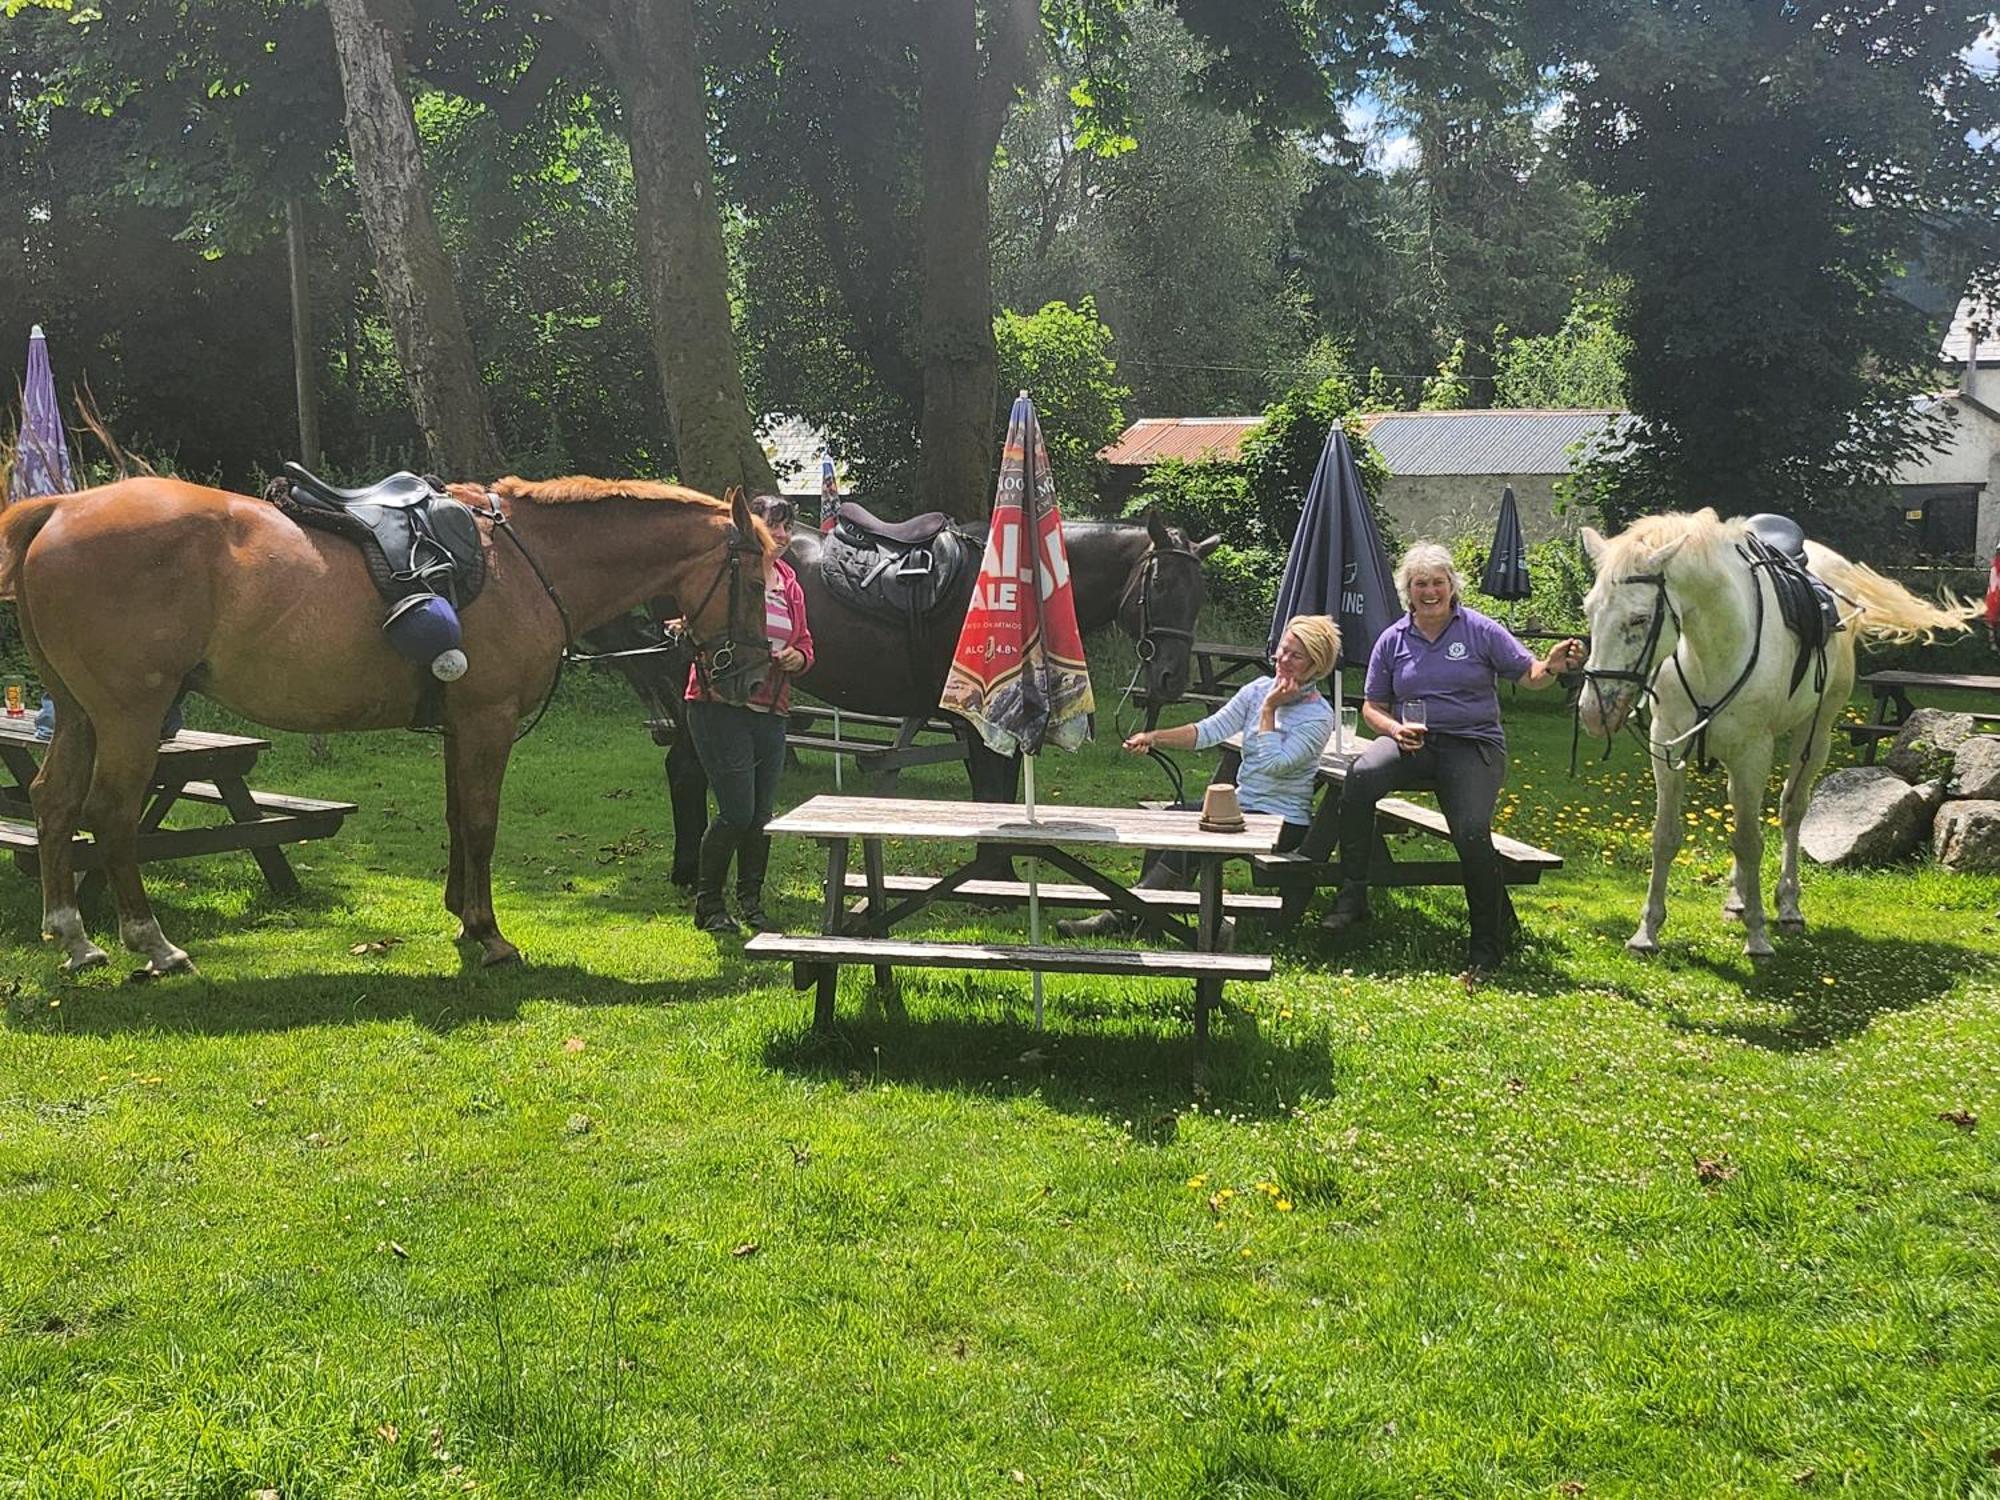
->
[765, 794, 1285, 853]
[1860, 670, 2000, 693]
[0, 718, 271, 755]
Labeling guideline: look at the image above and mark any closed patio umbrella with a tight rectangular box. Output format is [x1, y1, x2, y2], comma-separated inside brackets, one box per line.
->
[1268, 424, 1397, 733]
[941, 391, 1095, 1025]
[1479, 484, 1532, 603]
[12, 325, 73, 501]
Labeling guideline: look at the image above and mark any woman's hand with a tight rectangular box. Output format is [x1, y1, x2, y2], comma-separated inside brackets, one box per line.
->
[772, 645, 807, 673]
[1121, 730, 1156, 755]
[1393, 720, 1426, 752]
[1544, 638, 1584, 673]
[1264, 671, 1304, 707]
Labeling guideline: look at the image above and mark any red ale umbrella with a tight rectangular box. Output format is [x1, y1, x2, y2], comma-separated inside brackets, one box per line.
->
[941, 391, 1094, 1027]
[941, 391, 1094, 762]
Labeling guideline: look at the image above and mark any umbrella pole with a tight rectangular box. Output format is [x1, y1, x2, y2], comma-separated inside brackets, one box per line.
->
[1025, 753, 1043, 1030]
[832, 708, 842, 792]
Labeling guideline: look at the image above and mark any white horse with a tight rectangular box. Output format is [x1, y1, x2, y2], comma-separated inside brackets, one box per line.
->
[1577, 509, 1974, 958]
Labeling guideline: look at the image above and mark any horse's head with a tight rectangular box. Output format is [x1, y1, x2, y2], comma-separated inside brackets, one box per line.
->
[680, 487, 775, 706]
[1119, 510, 1219, 703]
[1577, 517, 1698, 738]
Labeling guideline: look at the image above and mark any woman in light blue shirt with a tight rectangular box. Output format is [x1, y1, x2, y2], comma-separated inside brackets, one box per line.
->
[1058, 616, 1338, 939]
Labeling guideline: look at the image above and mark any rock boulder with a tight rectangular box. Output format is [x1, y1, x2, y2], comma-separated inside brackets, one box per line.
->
[1801, 767, 1930, 866]
[1882, 710, 1980, 783]
[1933, 799, 2000, 873]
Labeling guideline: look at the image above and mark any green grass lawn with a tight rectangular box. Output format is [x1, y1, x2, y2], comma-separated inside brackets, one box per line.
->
[2, 661, 1997, 1498]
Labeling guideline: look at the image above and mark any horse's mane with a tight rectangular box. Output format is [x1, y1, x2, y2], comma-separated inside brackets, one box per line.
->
[460, 475, 777, 561]
[487, 474, 728, 511]
[1597, 507, 1742, 572]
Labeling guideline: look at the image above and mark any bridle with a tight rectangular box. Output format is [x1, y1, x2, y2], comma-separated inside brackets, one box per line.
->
[675, 521, 772, 704]
[1574, 547, 1769, 774]
[1119, 542, 1202, 668]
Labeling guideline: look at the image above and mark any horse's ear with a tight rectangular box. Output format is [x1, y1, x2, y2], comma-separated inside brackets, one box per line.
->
[1145, 509, 1172, 547]
[1651, 536, 1689, 569]
[1191, 533, 1222, 558]
[728, 486, 752, 532]
[1581, 526, 1607, 567]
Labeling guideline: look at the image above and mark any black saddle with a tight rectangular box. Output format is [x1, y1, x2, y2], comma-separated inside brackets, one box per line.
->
[269, 462, 487, 612]
[819, 503, 976, 627]
[1742, 512, 1840, 694]
[834, 500, 954, 545]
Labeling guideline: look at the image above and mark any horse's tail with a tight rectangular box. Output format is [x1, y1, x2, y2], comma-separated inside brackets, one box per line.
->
[1807, 542, 1980, 646]
[0, 496, 65, 606]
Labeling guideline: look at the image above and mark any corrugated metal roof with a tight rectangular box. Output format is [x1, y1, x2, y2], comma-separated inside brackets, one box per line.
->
[1099, 416, 1263, 466]
[1940, 296, 1999, 366]
[1362, 409, 1633, 476]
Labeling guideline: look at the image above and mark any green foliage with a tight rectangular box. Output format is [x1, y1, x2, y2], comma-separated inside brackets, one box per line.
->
[1418, 338, 1471, 410]
[1493, 301, 1630, 409]
[993, 297, 1129, 511]
[1447, 530, 1593, 634]
[1538, 0, 1999, 526]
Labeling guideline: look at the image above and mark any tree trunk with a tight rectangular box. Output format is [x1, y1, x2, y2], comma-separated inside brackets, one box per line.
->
[285, 196, 321, 468]
[323, 0, 502, 478]
[914, 0, 1036, 521]
[575, 0, 775, 496]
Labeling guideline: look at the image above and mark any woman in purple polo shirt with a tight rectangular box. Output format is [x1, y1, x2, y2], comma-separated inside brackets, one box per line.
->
[1315, 541, 1581, 979]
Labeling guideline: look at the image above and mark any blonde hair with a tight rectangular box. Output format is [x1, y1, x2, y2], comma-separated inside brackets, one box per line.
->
[1280, 614, 1341, 679]
[1394, 541, 1463, 610]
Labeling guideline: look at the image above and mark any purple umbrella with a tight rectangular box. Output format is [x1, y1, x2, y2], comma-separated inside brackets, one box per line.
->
[13, 325, 73, 501]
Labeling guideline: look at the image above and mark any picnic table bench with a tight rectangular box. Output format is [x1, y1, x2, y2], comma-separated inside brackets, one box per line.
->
[746, 794, 1278, 1082]
[1848, 670, 2000, 763]
[1215, 734, 1563, 925]
[0, 718, 354, 899]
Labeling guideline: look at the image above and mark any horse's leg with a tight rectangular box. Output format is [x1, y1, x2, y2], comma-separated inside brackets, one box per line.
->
[443, 745, 466, 921]
[1724, 740, 1777, 959]
[31, 699, 108, 973]
[666, 737, 708, 889]
[1774, 718, 1832, 936]
[1630, 758, 1687, 954]
[84, 720, 193, 979]
[444, 710, 522, 966]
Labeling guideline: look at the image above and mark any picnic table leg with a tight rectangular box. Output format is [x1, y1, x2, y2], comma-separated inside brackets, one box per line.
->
[1192, 855, 1224, 1085]
[816, 837, 849, 1030]
[212, 774, 302, 898]
[862, 837, 893, 988]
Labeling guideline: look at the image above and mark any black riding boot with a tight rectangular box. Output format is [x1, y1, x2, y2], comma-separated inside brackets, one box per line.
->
[694, 820, 742, 935]
[735, 831, 774, 933]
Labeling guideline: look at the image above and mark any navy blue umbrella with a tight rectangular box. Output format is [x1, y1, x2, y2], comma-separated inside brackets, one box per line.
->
[1479, 484, 1532, 602]
[1268, 425, 1398, 669]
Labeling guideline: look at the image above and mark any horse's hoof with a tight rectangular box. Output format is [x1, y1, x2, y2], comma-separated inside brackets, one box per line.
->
[1721, 906, 1744, 925]
[1777, 917, 1806, 936]
[1625, 936, 1659, 956]
[60, 947, 109, 975]
[480, 942, 522, 968]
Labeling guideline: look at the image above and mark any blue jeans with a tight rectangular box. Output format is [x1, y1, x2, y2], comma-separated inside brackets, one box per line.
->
[684, 699, 788, 834]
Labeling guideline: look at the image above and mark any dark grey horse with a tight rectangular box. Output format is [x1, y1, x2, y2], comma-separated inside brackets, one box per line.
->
[604, 512, 1217, 886]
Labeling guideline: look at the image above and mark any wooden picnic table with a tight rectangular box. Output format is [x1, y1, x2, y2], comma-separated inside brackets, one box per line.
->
[744, 793, 1278, 1080]
[1849, 669, 2000, 764]
[0, 718, 355, 900]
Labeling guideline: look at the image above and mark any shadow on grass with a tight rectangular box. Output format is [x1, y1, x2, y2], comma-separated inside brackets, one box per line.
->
[1584, 920, 1989, 1051]
[1, 956, 755, 1039]
[760, 989, 1338, 1119]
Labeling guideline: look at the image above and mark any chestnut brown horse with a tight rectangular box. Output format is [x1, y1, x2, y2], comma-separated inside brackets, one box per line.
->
[0, 475, 775, 976]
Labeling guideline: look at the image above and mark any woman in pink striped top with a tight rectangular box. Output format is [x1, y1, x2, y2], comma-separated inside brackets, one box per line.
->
[682, 494, 815, 934]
